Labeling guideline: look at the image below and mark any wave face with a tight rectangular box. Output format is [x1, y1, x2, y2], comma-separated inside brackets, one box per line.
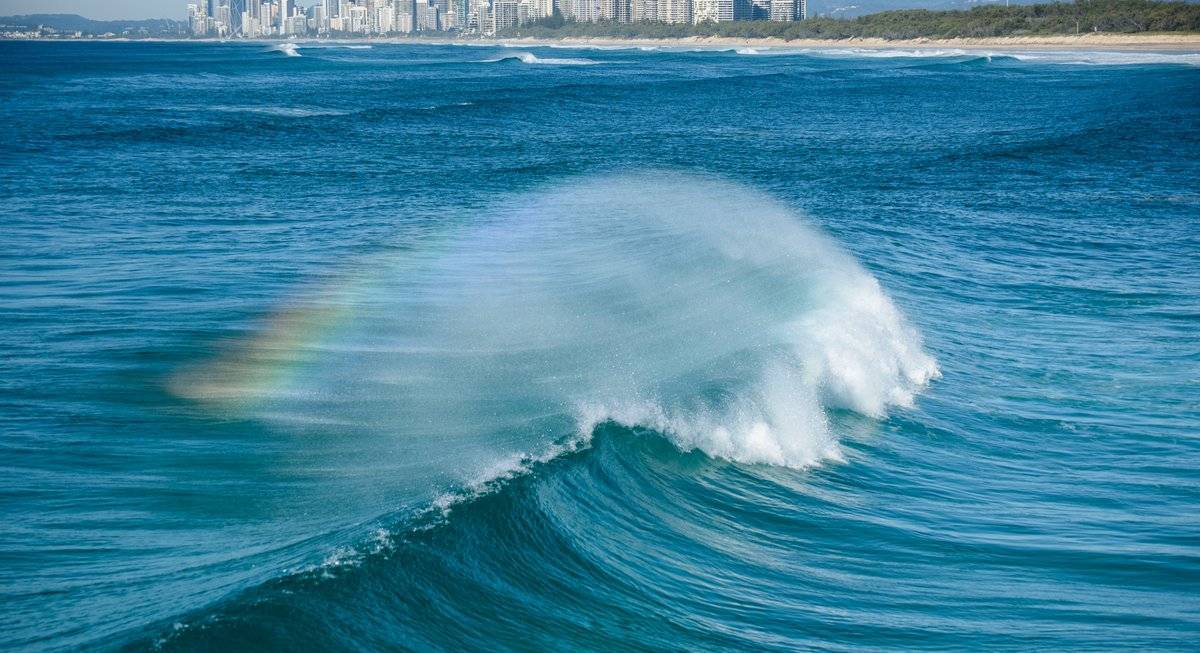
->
[3, 41, 1199, 653]
[269, 42, 301, 57]
[175, 173, 937, 472]
[484, 51, 600, 64]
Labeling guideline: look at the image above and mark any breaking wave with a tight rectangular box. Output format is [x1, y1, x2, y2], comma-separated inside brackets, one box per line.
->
[207, 105, 352, 117]
[175, 172, 937, 474]
[733, 46, 1200, 66]
[269, 43, 301, 57]
[483, 52, 601, 65]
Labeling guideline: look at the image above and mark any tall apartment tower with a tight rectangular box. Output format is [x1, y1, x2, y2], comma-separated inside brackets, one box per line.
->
[600, 0, 633, 21]
[633, 0, 657, 21]
[658, 0, 690, 23]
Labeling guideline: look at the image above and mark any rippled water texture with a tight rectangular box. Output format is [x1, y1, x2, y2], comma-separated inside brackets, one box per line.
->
[1, 41, 1198, 652]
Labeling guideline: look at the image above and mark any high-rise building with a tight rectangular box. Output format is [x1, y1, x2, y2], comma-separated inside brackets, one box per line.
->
[493, 0, 519, 29]
[632, 0, 656, 22]
[189, 0, 797, 36]
[188, 3, 207, 35]
[567, 0, 600, 21]
[695, 0, 718, 21]
[658, 0, 690, 23]
[530, 0, 553, 19]
[406, 0, 420, 31]
[228, 0, 245, 32]
[599, 0, 632, 21]
[768, 0, 794, 20]
[470, 0, 490, 32]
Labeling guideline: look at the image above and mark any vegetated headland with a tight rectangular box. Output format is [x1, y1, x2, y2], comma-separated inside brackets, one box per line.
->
[499, 0, 1200, 47]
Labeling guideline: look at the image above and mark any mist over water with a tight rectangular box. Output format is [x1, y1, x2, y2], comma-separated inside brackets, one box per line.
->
[1, 41, 1198, 652]
[176, 173, 937, 473]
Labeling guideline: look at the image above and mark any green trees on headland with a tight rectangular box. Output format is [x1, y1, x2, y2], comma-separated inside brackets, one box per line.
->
[505, 0, 1200, 40]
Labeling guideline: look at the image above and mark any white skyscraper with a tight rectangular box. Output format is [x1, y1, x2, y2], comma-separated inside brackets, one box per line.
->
[633, 0, 657, 22]
[658, 0, 690, 23]
[493, 0, 519, 29]
[769, 0, 795, 20]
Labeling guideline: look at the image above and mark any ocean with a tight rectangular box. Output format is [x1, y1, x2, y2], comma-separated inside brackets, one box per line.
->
[1, 40, 1198, 651]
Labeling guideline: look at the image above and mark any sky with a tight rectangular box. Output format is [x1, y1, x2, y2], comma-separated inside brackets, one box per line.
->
[0, 0, 183, 20]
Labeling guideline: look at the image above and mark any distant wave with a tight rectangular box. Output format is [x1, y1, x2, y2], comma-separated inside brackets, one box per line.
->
[736, 47, 810, 56]
[418, 101, 476, 110]
[1006, 50, 1200, 66]
[207, 105, 352, 117]
[175, 172, 937, 471]
[269, 43, 301, 57]
[733, 46, 1200, 66]
[297, 43, 372, 50]
[270, 42, 374, 55]
[482, 52, 600, 65]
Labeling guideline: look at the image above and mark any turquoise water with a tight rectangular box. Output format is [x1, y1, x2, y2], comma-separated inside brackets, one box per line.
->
[1, 41, 1198, 651]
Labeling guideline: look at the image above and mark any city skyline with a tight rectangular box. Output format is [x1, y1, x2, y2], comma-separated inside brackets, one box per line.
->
[1, 0, 803, 21]
[185, 0, 807, 37]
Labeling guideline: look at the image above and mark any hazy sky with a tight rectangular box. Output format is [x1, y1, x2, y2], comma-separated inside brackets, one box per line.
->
[0, 0, 183, 19]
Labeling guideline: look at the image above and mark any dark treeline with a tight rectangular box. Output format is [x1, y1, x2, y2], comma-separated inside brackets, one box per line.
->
[0, 14, 185, 34]
[507, 0, 1200, 40]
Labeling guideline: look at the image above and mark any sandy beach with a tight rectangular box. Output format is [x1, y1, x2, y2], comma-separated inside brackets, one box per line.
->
[487, 32, 1200, 51]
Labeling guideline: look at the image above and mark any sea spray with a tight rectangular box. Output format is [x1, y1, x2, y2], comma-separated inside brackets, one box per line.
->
[482, 52, 600, 65]
[270, 43, 301, 57]
[174, 172, 937, 474]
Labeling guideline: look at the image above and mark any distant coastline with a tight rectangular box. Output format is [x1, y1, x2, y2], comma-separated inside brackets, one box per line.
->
[480, 32, 1200, 50]
[5, 1, 1199, 49]
[7, 32, 1198, 51]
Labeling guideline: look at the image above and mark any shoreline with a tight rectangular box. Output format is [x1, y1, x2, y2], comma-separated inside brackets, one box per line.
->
[502, 33, 1200, 51]
[7, 32, 1200, 51]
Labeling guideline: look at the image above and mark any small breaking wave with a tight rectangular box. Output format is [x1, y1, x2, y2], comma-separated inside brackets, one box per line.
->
[269, 43, 301, 57]
[207, 105, 353, 118]
[1006, 50, 1200, 66]
[731, 46, 1200, 66]
[735, 47, 812, 56]
[482, 52, 600, 65]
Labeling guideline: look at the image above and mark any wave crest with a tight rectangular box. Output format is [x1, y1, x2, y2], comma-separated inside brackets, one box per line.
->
[269, 43, 301, 57]
[175, 172, 936, 474]
[483, 52, 600, 65]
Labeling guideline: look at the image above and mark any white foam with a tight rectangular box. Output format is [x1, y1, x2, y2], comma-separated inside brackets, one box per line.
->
[565, 185, 939, 468]
[732, 46, 1200, 66]
[207, 105, 351, 118]
[179, 173, 938, 481]
[270, 42, 301, 57]
[483, 52, 600, 65]
[1005, 50, 1200, 66]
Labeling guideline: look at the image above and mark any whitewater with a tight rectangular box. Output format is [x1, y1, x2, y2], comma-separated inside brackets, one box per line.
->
[175, 173, 938, 472]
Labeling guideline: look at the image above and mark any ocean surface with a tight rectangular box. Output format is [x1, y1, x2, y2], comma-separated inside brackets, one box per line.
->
[1, 40, 1198, 652]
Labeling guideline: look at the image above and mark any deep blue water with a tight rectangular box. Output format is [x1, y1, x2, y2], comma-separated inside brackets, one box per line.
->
[1, 40, 1198, 652]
